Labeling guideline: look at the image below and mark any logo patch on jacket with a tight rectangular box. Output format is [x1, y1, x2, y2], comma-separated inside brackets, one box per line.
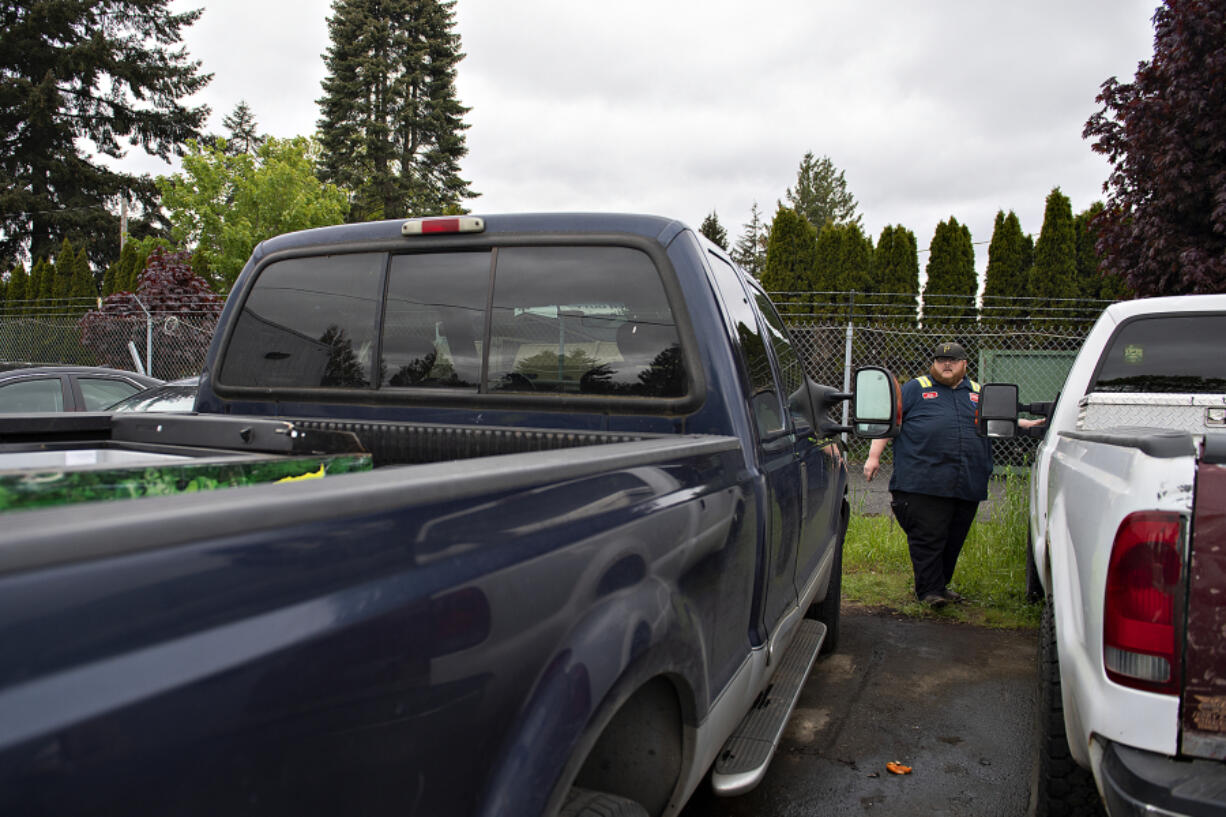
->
[922, 391, 938, 400]
[969, 393, 979, 403]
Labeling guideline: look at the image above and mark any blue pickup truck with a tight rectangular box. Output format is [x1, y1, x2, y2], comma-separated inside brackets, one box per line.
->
[0, 213, 897, 817]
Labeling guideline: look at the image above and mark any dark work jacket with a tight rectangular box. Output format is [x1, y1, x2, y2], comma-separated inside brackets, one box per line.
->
[888, 374, 993, 501]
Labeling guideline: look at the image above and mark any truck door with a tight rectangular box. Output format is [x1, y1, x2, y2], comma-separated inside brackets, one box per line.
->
[745, 283, 843, 600]
[705, 254, 801, 642]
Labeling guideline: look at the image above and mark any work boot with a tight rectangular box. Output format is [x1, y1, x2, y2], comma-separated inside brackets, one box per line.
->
[921, 592, 947, 609]
[942, 588, 966, 604]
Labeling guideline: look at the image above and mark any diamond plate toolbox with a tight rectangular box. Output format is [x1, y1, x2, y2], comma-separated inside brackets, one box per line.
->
[1077, 393, 1226, 433]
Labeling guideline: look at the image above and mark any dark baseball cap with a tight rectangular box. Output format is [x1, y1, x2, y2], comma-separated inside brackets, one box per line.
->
[933, 341, 968, 360]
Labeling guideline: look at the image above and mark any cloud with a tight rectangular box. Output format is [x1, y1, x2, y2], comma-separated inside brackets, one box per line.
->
[144, 0, 1157, 278]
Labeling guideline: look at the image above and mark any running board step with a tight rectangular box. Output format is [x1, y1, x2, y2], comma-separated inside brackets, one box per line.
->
[710, 618, 826, 796]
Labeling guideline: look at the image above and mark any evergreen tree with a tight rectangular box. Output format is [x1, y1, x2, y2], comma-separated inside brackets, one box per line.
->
[7, 263, 28, 314]
[30, 257, 54, 309]
[699, 210, 729, 250]
[784, 152, 861, 231]
[1084, 0, 1226, 294]
[731, 201, 768, 277]
[1074, 203, 1133, 308]
[872, 225, 920, 325]
[982, 210, 1032, 324]
[317, 0, 475, 221]
[922, 218, 976, 327]
[0, 1, 210, 269]
[221, 100, 263, 154]
[760, 206, 818, 317]
[1031, 188, 1080, 325]
[53, 239, 77, 301]
[71, 247, 95, 305]
[104, 240, 144, 295]
[814, 222, 873, 320]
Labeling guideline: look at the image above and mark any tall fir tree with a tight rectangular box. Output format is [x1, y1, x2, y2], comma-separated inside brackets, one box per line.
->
[0, 1, 210, 270]
[922, 218, 976, 327]
[872, 225, 920, 325]
[731, 201, 768, 277]
[220, 101, 263, 154]
[784, 152, 861, 231]
[317, 0, 475, 221]
[1031, 188, 1080, 324]
[699, 210, 729, 250]
[982, 210, 1032, 324]
[760, 206, 818, 317]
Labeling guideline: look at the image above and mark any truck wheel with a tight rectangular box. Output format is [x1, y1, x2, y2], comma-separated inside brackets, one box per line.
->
[1036, 601, 1103, 817]
[1025, 531, 1042, 602]
[808, 530, 844, 655]
[559, 787, 648, 817]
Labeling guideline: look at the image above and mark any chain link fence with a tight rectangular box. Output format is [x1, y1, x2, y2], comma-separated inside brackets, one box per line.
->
[774, 291, 1112, 467]
[0, 297, 221, 381]
[0, 291, 1107, 467]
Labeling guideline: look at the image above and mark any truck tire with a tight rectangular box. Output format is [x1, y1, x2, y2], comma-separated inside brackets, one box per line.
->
[1036, 600, 1103, 817]
[559, 787, 649, 817]
[808, 507, 846, 655]
[1026, 531, 1042, 603]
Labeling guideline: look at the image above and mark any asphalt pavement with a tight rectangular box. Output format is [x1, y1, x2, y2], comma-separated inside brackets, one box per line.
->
[680, 605, 1038, 817]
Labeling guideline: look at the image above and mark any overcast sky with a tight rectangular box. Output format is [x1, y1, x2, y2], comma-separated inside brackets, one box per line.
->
[138, 0, 1160, 279]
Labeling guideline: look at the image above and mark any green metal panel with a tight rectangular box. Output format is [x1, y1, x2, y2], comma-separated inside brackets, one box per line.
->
[978, 349, 1079, 405]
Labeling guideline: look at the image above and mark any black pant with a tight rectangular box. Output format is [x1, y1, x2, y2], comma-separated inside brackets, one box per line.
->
[889, 491, 980, 599]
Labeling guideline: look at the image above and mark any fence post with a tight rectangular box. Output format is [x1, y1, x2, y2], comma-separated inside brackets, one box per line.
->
[130, 295, 153, 379]
[841, 292, 855, 444]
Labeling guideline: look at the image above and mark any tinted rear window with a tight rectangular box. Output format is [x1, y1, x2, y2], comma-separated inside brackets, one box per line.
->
[219, 245, 686, 399]
[1091, 314, 1226, 393]
[488, 246, 684, 397]
[220, 253, 384, 388]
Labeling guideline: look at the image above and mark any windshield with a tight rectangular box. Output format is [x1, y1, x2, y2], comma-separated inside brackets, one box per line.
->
[1091, 314, 1226, 393]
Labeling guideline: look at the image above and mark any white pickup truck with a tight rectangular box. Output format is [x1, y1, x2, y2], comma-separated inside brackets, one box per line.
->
[981, 294, 1226, 817]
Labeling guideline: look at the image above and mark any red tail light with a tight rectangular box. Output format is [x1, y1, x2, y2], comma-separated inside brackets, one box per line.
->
[401, 216, 485, 235]
[1103, 511, 1184, 695]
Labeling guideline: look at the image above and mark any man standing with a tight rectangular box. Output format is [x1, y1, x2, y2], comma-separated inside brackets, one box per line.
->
[863, 342, 1023, 608]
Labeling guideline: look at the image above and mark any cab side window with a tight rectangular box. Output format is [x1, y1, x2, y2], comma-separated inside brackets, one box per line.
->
[747, 283, 808, 429]
[707, 254, 786, 438]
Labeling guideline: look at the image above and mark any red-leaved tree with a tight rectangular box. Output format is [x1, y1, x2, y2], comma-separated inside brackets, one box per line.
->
[80, 248, 224, 379]
[1083, 0, 1226, 295]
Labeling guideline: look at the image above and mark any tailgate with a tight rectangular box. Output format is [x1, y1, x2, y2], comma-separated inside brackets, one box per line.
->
[1182, 435, 1226, 759]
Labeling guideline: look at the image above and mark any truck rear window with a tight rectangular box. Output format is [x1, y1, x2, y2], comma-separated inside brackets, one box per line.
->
[219, 245, 686, 399]
[1092, 314, 1226, 393]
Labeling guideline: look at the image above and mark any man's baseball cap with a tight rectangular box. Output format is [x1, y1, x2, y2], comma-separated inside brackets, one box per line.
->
[933, 341, 968, 360]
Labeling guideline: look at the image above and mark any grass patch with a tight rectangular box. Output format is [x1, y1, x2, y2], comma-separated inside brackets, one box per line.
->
[844, 475, 1040, 629]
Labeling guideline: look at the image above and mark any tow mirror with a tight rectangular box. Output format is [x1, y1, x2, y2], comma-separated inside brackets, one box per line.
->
[851, 366, 900, 438]
[789, 378, 852, 436]
[977, 383, 1020, 438]
[788, 367, 901, 438]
